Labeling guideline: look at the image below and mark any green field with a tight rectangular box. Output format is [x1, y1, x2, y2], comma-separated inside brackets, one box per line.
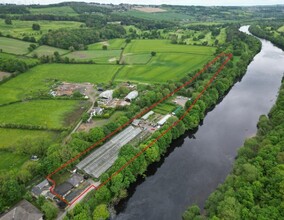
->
[0, 52, 39, 66]
[0, 151, 28, 171]
[0, 37, 34, 55]
[88, 39, 126, 50]
[0, 19, 83, 40]
[0, 128, 58, 149]
[154, 102, 177, 115]
[277, 26, 284, 32]
[0, 100, 83, 129]
[121, 10, 191, 21]
[28, 45, 69, 57]
[0, 64, 120, 104]
[115, 53, 213, 83]
[29, 6, 78, 16]
[64, 50, 121, 63]
[124, 39, 216, 55]
[122, 53, 152, 65]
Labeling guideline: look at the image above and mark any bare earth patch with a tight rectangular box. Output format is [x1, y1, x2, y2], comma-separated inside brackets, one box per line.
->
[0, 71, 11, 81]
[134, 7, 167, 13]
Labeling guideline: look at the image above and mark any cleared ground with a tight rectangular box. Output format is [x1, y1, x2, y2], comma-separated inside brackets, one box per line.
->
[64, 50, 121, 63]
[28, 45, 69, 57]
[0, 71, 10, 81]
[88, 39, 126, 50]
[0, 100, 84, 129]
[0, 64, 119, 104]
[134, 7, 167, 13]
[0, 37, 34, 55]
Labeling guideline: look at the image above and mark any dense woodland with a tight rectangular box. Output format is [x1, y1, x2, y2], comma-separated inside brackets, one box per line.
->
[249, 22, 284, 51]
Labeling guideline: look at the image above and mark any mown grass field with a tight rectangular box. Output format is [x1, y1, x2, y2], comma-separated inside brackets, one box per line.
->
[0, 151, 28, 171]
[28, 6, 78, 16]
[115, 53, 213, 83]
[277, 26, 284, 32]
[122, 53, 152, 65]
[28, 45, 69, 57]
[64, 50, 121, 63]
[0, 37, 34, 55]
[88, 39, 126, 50]
[0, 19, 83, 40]
[0, 128, 58, 149]
[0, 64, 120, 104]
[0, 100, 83, 129]
[124, 39, 216, 55]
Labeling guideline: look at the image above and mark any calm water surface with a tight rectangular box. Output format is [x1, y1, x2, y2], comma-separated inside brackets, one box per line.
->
[114, 26, 284, 220]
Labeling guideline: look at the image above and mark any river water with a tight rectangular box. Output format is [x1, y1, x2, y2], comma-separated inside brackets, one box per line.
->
[114, 26, 284, 220]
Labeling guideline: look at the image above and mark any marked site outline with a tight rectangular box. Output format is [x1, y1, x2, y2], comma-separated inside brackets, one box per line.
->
[47, 52, 233, 206]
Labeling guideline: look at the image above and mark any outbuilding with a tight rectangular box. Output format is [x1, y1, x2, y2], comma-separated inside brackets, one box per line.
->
[99, 90, 114, 100]
[157, 114, 172, 126]
[125, 90, 138, 102]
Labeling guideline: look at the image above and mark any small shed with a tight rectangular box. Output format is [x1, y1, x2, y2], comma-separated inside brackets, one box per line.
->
[31, 179, 50, 198]
[125, 90, 138, 102]
[132, 119, 141, 127]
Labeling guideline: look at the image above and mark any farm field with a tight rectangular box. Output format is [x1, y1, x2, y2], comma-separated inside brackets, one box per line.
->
[64, 50, 121, 63]
[0, 37, 34, 55]
[124, 39, 216, 54]
[0, 53, 39, 67]
[0, 128, 58, 149]
[154, 102, 177, 115]
[0, 64, 120, 104]
[0, 19, 83, 40]
[277, 25, 284, 32]
[122, 53, 152, 65]
[115, 53, 213, 83]
[28, 6, 78, 16]
[0, 100, 84, 129]
[88, 39, 126, 50]
[28, 45, 69, 57]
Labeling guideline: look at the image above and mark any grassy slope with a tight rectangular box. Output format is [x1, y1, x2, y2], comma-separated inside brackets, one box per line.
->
[0, 100, 82, 129]
[0, 64, 119, 104]
[28, 6, 78, 16]
[0, 19, 83, 40]
[0, 52, 39, 66]
[88, 39, 126, 50]
[27, 45, 69, 57]
[0, 152, 28, 171]
[0, 37, 34, 55]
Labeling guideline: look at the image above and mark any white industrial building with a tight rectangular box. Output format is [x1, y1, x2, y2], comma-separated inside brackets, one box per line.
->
[99, 90, 113, 100]
[125, 90, 138, 102]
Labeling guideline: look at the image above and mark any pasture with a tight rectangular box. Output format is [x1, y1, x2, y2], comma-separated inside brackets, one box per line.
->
[0, 64, 120, 104]
[0, 100, 84, 129]
[0, 53, 39, 67]
[0, 151, 28, 171]
[122, 53, 152, 65]
[28, 45, 69, 57]
[124, 39, 216, 55]
[0, 128, 58, 149]
[0, 37, 34, 55]
[64, 50, 121, 63]
[277, 26, 284, 32]
[88, 39, 126, 50]
[115, 53, 213, 83]
[28, 6, 78, 16]
[0, 19, 83, 40]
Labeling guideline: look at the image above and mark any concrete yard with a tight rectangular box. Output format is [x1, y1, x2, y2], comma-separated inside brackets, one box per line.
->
[76, 125, 142, 178]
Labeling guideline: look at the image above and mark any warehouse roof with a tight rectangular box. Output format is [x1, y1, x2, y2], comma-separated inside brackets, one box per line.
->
[1, 200, 43, 220]
[99, 90, 113, 100]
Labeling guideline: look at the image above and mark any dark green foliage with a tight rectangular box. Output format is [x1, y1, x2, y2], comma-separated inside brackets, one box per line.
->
[32, 23, 41, 31]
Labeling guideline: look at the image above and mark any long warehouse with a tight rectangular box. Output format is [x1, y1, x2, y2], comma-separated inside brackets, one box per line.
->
[76, 125, 142, 178]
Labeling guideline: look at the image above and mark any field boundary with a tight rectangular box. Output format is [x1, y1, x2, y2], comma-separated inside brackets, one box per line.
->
[46, 53, 233, 205]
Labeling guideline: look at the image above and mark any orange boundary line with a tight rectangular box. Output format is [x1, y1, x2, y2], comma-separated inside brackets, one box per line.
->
[46, 53, 232, 205]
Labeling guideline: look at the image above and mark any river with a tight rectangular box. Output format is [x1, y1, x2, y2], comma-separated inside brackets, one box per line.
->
[113, 26, 284, 220]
